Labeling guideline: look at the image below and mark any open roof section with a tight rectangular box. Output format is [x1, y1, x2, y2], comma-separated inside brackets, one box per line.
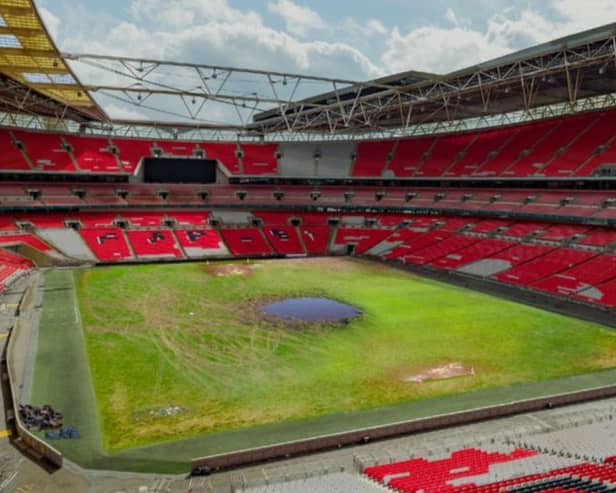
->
[0, 0, 106, 122]
[251, 23, 616, 135]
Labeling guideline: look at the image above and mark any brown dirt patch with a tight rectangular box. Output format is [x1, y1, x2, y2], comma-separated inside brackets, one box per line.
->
[404, 362, 476, 383]
[203, 263, 255, 277]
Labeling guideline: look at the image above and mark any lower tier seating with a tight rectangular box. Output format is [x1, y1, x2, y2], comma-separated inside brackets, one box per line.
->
[80, 228, 133, 261]
[263, 226, 305, 255]
[126, 230, 183, 258]
[220, 228, 273, 256]
[2, 210, 616, 311]
[364, 447, 616, 493]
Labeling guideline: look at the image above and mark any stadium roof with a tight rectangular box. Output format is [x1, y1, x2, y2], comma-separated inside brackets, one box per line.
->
[0, 0, 105, 122]
[2, 1, 616, 137]
[252, 23, 616, 134]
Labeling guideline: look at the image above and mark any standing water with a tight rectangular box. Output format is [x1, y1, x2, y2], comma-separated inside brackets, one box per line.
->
[260, 297, 361, 322]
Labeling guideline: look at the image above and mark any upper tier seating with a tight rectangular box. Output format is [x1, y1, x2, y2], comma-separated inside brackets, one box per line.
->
[387, 137, 435, 177]
[445, 128, 512, 177]
[417, 133, 476, 177]
[64, 136, 118, 172]
[542, 111, 616, 176]
[112, 138, 154, 173]
[13, 131, 75, 172]
[352, 140, 394, 177]
[152, 140, 196, 157]
[0, 130, 29, 170]
[2, 107, 616, 178]
[504, 114, 594, 177]
[475, 122, 551, 176]
[241, 144, 278, 175]
[204, 143, 240, 174]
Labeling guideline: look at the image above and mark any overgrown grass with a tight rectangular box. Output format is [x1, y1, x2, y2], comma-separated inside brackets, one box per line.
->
[74, 258, 616, 451]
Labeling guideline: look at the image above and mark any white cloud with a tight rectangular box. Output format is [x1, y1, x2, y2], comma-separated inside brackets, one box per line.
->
[103, 103, 147, 120]
[381, 1, 616, 74]
[445, 8, 459, 26]
[43, 0, 616, 124]
[130, 0, 261, 26]
[267, 0, 325, 37]
[39, 6, 60, 40]
[61, 0, 382, 80]
[382, 25, 509, 74]
[367, 19, 387, 36]
[552, 0, 616, 34]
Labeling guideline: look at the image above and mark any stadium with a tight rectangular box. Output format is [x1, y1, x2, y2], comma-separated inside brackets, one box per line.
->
[1, 0, 616, 491]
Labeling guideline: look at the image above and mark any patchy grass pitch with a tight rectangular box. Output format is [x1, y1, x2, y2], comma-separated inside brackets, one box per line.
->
[74, 258, 616, 451]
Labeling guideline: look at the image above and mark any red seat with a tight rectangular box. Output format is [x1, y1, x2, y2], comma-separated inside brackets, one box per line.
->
[353, 140, 394, 177]
[0, 130, 29, 170]
[112, 138, 154, 172]
[65, 135, 119, 172]
[80, 228, 133, 261]
[263, 226, 304, 254]
[241, 144, 278, 175]
[495, 248, 596, 286]
[14, 131, 75, 172]
[220, 228, 272, 256]
[127, 230, 183, 258]
[334, 228, 392, 254]
[388, 136, 435, 176]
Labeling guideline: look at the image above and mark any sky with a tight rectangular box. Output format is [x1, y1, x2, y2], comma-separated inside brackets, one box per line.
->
[32, 0, 616, 122]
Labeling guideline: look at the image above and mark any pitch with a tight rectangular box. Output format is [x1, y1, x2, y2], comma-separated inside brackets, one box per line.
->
[59, 257, 616, 453]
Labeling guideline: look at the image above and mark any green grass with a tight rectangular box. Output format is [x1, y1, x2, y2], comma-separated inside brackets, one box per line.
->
[75, 258, 616, 450]
[29, 259, 616, 473]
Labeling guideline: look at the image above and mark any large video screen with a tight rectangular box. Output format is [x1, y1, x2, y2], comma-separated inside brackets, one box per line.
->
[143, 158, 217, 183]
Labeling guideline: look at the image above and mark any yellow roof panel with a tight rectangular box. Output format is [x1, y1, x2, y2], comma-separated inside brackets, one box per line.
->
[1, 0, 30, 7]
[0, 0, 106, 120]
[3, 12, 38, 28]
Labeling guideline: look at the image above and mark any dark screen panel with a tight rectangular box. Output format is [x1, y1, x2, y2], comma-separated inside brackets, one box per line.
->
[143, 158, 217, 183]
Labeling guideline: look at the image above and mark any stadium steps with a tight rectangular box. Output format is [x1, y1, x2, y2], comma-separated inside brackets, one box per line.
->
[438, 133, 480, 177]
[499, 120, 563, 177]
[258, 225, 278, 254]
[120, 229, 137, 259]
[471, 128, 522, 176]
[572, 128, 616, 176]
[0, 130, 31, 170]
[35, 228, 97, 263]
[294, 224, 309, 255]
[171, 229, 189, 258]
[539, 115, 600, 176]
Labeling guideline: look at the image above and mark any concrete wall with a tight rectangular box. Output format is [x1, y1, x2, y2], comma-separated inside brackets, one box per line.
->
[192, 383, 616, 474]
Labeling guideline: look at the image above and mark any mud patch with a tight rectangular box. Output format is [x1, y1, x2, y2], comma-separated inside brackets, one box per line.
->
[404, 362, 476, 383]
[203, 263, 257, 277]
